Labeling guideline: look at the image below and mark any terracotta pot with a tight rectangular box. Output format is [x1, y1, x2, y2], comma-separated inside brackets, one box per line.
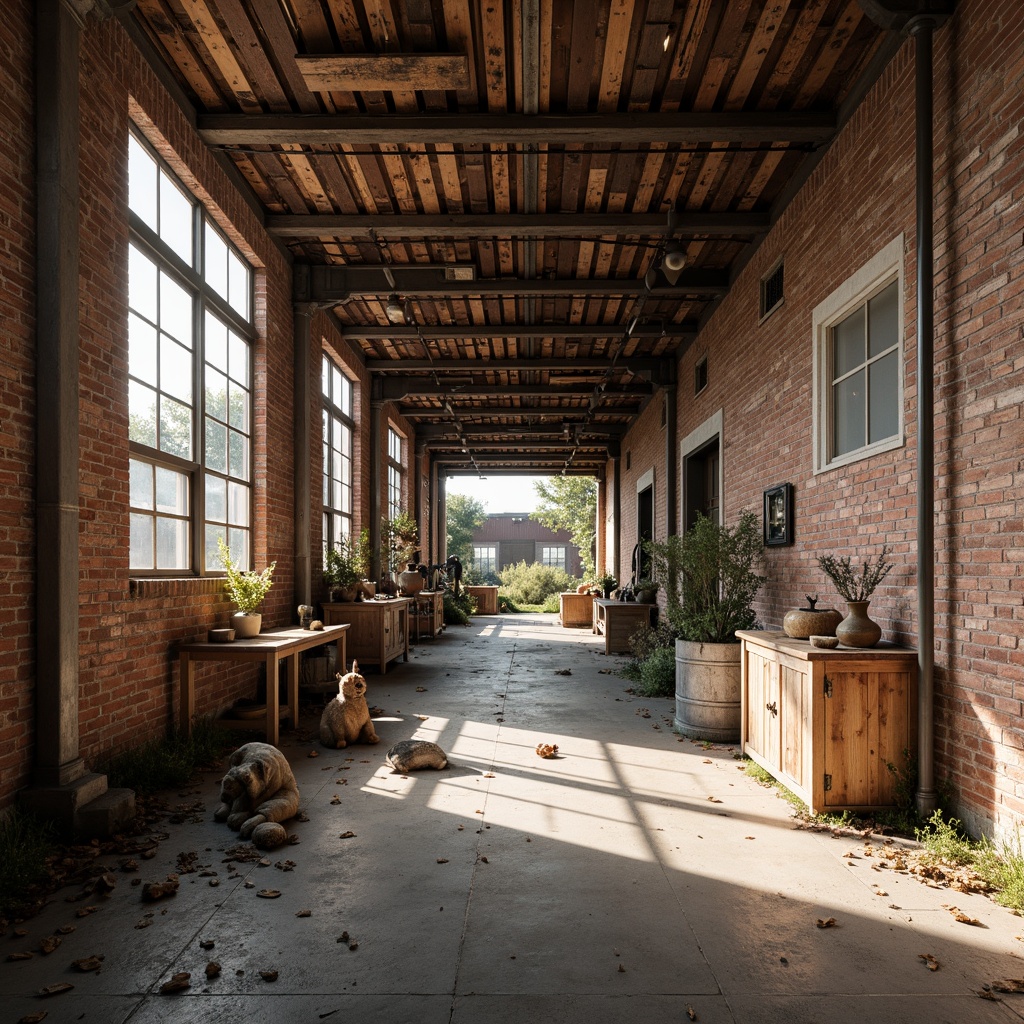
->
[836, 600, 882, 647]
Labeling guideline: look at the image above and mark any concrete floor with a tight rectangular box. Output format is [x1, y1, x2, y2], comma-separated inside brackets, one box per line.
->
[6, 613, 1024, 1023]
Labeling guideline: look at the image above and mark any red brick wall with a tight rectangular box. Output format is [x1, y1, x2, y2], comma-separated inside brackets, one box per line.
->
[652, 0, 1024, 837]
[0, 0, 39, 802]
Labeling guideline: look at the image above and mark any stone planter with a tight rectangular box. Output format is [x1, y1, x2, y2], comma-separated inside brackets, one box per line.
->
[674, 639, 741, 742]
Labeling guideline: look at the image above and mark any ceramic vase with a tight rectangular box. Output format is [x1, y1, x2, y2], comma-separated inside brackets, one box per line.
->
[398, 562, 425, 596]
[231, 611, 261, 638]
[835, 600, 881, 648]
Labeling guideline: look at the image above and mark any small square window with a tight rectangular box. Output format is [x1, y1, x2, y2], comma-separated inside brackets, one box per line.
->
[760, 260, 784, 321]
[694, 356, 708, 395]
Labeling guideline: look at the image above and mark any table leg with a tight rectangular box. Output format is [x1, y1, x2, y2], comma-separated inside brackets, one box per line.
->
[402, 605, 409, 662]
[287, 652, 299, 731]
[179, 653, 195, 736]
[337, 633, 346, 681]
[266, 653, 280, 747]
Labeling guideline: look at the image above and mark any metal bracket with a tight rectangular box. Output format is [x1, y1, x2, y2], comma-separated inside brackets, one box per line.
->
[824, 676, 833, 699]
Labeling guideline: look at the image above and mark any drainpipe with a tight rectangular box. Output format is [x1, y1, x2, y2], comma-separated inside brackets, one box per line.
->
[910, 14, 938, 816]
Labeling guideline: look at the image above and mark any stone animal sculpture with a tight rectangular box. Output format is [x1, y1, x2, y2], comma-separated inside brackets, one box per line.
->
[319, 661, 380, 749]
[385, 739, 448, 772]
[213, 741, 301, 839]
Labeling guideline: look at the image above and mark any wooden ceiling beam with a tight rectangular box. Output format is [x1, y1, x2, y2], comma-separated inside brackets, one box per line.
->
[416, 423, 626, 439]
[353, 324, 694, 342]
[400, 406, 631, 420]
[296, 54, 471, 92]
[385, 380, 652, 401]
[198, 111, 835, 146]
[365, 356, 668, 373]
[297, 264, 728, 299]
[268, 211, 770, 239]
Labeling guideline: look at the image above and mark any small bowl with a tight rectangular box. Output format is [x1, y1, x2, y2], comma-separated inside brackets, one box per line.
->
[208, 628, 235, 643]
[809, 635, 839, 649]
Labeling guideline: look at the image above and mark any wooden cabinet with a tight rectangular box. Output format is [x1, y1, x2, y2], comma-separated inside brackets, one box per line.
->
[560, 591, 597, 628]
[466, 585, 499, 615]
[411, 590, 444, 641]
[592, 599, 656, 654]
[738, 630, 917, 813]
[323, 598, 410, 674]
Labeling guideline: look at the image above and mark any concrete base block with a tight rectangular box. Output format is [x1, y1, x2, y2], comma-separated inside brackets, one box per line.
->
[20, 774, 135, 839]
[77, 787, 136, 837]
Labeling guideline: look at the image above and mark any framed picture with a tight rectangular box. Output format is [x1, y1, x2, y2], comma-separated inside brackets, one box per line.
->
[763, 483, 793, 546]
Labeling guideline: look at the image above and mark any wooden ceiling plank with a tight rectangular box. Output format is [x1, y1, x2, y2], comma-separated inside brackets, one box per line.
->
[245, 0, 322, 113]
[177, 0, 262, 111]
[224, 151, 281, 210]
[441, 0, 479, 105]
[630, 143, 667, 213]
[724, 0, 795, 110]
[212, 0, 292, 109]
[693, 0, 754, 112]
[296, 53, 471, 92]
[308, 151, 361, 214]
[337, 145, 380, 215]
[597, 0, 637, 113]
[491, 145, 511, 215]
[135, 0, 228, 110]
[793, 1, 866, 107]
[687, 149, 728, 209]
[281, 146, 335, 213]
[737, 146, 787, 210]
[250, 149, 312, 213]
[291, 0, 359, 114]
[660, 0, 715, 112]
[758, 0, 831, 108]
[378, 145, 420, 214]
[480, 0, 508, 113]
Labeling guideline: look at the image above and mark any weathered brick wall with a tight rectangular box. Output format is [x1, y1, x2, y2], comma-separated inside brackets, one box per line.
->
[640, 0, 1023, 837]
[0, 1, 40, 803]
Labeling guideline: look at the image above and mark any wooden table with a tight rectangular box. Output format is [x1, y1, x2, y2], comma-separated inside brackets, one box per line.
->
[177, 625, 349, 746]
[592, 599, 656, 654]
[322, 598, 410, 674]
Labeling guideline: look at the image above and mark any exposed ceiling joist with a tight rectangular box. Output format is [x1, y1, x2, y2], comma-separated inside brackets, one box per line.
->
[385, 381, 652, 401]
[429, 439, 609, 452]
[296, 54, 471, 92]
[365, 357, 669, 374]
[198, 111, 836, 146]
[268, 211, 770, 239]
[416, 423, 626, 439]
[298, 265, 728, 300]
[401, 406, 631, 420]
[351, 324, 693, 342]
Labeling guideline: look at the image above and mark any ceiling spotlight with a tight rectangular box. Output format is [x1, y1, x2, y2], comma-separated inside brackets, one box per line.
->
[385, 294, 406, 324]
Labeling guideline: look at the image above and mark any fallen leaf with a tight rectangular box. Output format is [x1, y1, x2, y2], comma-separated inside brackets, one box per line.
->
[554, 669, 571, 676]
[141, 877, 179, 902]
[706, 797, 722, 804]
[307, 750, 319, 758]
[256, 889, 281, 899]
[942, 904, 982, 926]
[336, 931, 350, 943]
[339, 831, 357, 839]
[990, 979, 1024, 993]
[415, 714, 430, 720]
[55, 925, 76, 935]
[536, 743, 559, 759]
[977, 989, 999, 1000]
[919, 953, 940, 971]
[75, 906, 99, 918]
[71, 955, 105, 972]
[483, 773, 496, 778]
[200, 940, 215, 950]
[437, 858, 449, 864]
[159, 973, 191, 994]
[331, 796, 341, 805]
[38, 936, 62, 955]
[205, 961, 221, 979]
[37, 984, 74, 998]
[479, 856, 489, 864]
[687, 1006, 698, 1021]
[18, 1013, 48, 1023]
[744, 836, 755, 840]
[296, 909, 312, 918]
[260, 969, 278, 982]
[415, 686, 427, 692]
[7, 952, 34, 961]
[816, 917, 837, 929]
[617, 964, 626, 973]
[702, 759, 713, 764]
[349, 942, 359, 951]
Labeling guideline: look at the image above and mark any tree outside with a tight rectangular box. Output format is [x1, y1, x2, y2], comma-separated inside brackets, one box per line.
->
[530, 477, 597, 578]
[446, 492, 487, 565]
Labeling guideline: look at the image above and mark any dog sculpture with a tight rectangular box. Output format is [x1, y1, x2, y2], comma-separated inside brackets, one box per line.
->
[213, 741, 301, 839]
[319, 661, 380, 749]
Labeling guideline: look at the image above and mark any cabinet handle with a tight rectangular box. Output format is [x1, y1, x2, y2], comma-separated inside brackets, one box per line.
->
[766, 701, 778, 717]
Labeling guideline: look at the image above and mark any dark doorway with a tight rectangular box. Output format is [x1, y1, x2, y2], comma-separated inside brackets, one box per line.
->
[635, 483, 654, 583]
[684, 438, 720, 531]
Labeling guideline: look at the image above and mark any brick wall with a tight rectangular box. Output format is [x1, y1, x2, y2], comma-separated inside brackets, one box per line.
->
[616, 0, 1023, 837]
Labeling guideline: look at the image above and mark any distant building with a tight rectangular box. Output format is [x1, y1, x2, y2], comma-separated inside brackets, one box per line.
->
[469, 514, 583, 580]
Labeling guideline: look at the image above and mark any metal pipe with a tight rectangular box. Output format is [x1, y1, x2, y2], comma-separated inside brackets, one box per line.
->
[293, 306, 313, 607]
[910, 16, 938, 816]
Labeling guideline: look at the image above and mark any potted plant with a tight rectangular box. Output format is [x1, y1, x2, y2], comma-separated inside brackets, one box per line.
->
[218, 537, 276, 638]
[324, 530, 369, 602]
[656, 511, 764, 741]
[381, 510, 419, 579]
[817, 546, 894, 647]
[634, 577, 660, 604]
[597, 572, 617, 599]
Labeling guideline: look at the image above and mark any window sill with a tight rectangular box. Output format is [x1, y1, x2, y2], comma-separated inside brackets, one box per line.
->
[130, 577, 225, 600]
[815, 434, 904, 475]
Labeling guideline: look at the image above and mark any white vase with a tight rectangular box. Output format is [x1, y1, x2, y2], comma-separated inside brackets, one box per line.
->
[231, 611, 262, 638]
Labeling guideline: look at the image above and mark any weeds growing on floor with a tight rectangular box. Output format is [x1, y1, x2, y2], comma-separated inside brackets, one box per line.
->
[102, 716, 230, 795]
[0, 806, 59, 918]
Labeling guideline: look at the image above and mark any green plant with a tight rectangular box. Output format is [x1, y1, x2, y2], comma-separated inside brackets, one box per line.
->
[645, 535, 683, 620]
[443, 590, 475, 625]
[382, 511, 419, 573]
[636, 646, 676, 697]
[667, 511, 765, 644]
[324, 529, 369, 590]
[916, 810, 977, 866]
[541, 592, 561, 613]
[218, 537, 276, 613]
[0, 806, 58, 917]
[817, 546, 894, 602]
[884, 748, 918, 811]
[498, 560, 573, 605]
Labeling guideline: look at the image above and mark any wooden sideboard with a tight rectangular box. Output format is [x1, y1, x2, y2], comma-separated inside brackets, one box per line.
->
[466, 585, 499, 615]
[411, 590, 444, 641]
[738, 630, 917, 814]
[323, 598, 410, 674]
[592, 599, 656, 654]
[560, 591, 597, 628]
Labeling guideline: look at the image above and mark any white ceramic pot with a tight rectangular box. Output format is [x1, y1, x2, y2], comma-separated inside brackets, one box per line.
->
[231, 611, 262, 638]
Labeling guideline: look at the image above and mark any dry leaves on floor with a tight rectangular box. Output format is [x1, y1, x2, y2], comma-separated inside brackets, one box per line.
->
[205, 961, 221, 978]
[260, 969, 278, 982]
[256, 889, 281, 899]
[816, 918, 837, 929]
[37, 984, 74, 998]
[71, 955, 104, 972]
[943, 904, 982, 925]
[687, 1006, 698, 1021]
[296, 909, 312, 918]
[536, 743, 559, 758]
[919, 953, 940, 971]
[990, 979, 1024, 993]
[339, 831, 356, 839]
[159, 972, 190, 993]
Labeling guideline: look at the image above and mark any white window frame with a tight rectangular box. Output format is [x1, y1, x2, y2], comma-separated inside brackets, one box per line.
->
[322, 353, 354, 565]
[473, 544, 498, 574]
[127, 129, 254, 575]
[539, 545, 567, 570]
[813, 235, 905, 473]
[387, 426, 404, 519]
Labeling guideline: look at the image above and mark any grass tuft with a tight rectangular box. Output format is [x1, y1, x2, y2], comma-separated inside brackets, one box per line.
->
[0, 806, 59, 918]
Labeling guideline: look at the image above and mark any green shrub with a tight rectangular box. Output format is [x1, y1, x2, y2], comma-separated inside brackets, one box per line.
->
[444, 590, 475, 625]
[541, 593, 561, 613]
[0, 806, 58, 917]
[636, 646, 676, 698]
[102, 716, 230, 795]
[497, 594, 521, 612]
[498, 560, 574, 605]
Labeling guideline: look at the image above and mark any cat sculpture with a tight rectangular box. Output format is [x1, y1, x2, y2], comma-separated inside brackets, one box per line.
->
[213, 741, 301, 839]
[319, 661, 380, 749]
[385, 739, 448, 772]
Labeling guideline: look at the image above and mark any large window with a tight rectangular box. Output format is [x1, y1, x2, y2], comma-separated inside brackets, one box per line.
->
[387, 427, 404, 519]
[322, 354, 354, 560]
[813, 237, 904, 472]
[473, 545, 498, 574]
[127, 131, 254, 573]
[540, 546, 567, 570]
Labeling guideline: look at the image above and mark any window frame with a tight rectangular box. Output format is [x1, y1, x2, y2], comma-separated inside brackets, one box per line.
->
[539, 545, 567, 570]
[387, 426, 405, 520]
[322, 353, 355, 565]
[127, 128, 255, 576]
[812, 235, 905, 474]
[473, 544, 498, 575]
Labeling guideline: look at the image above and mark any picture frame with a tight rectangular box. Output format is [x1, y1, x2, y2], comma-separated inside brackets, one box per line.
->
[763, 483, 793, 546]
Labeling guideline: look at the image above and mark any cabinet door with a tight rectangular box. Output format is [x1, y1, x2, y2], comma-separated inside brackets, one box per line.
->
[745, 648, 781, 769]
[780, 662, 810, 791]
